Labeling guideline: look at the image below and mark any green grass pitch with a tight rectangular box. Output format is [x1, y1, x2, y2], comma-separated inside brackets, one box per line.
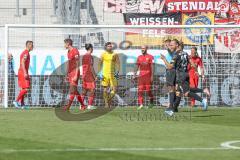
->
[0, 107, 240, 160]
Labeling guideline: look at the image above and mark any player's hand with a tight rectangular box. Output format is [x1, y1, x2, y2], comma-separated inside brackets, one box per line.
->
[160, 54, 166, 60]
[151, 76, 154, 83]
[132, 74, 137, 80]
[114, 71, 119, 77]
[24, 73, 28, 79]
[82, 74, 86, 80]
[202, 76, 206, 83]
[97, 73, 104, 80]
[65, 76, 69, 82]
[73, 76, 78, 82]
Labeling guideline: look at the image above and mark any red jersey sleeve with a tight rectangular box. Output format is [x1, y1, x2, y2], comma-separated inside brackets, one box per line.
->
[149, 55, 154, 64]
[136, 56, 141, 66]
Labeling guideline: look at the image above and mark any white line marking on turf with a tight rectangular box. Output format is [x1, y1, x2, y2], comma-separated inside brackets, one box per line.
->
[0, 147, 237, 153]
[221, 141, 240, 149]
[1, 141, 240, 153]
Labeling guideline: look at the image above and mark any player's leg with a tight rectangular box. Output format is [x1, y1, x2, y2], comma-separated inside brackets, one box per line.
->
[81, 81, 88, 104]
[189, 74, 198, 107]
[14, 88, 28, 108]
[75, 89, 86, 110]
[19, 88, 29, 107]
[101, 77, 110, 108]
[146, 84, 154, 108]
[108, 86, 116, 108]
[166, 69, 176, 111]
[137, 78, 145, 109]
[63, 84, 76, 111]
[107, 76, 118, 107]
[183, 81, 208, 111]
[189, 76, 211, 96]
[173, 84, 182, 112]
[103, 86, 109, 108]
[87, 88, 96, 109]
[137, 85, 144, 110]
[81, 88, 88, 107]
[168, 86, 176, 109]
[14, 74, 30, 108]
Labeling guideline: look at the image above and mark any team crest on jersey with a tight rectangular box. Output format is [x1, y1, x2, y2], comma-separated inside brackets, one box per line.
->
[24, 54, 28, 59]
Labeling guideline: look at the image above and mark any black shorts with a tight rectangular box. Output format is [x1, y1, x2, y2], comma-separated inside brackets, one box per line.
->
[176, 72, 190, 94]
[166, 69, 176, 86]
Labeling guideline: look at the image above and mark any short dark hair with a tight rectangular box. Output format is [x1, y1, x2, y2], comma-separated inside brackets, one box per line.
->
[164, 39, 171, 43]
[85, 43, 93, 50]
[105, 42, 112, 47]
[179, 42, 184, 49]
[171, 39, 180, 45]
[26, 40, 33, 46]
[192, 46, 197, 51]
[64, 38, 73, 46]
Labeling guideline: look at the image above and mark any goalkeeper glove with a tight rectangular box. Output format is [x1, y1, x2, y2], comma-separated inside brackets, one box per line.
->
[114, 71, 119, 79]
[97, 72, 104, 80]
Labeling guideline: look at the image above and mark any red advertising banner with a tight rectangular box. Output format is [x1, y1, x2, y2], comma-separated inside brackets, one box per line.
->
[104, 0, 165, 13]
[215, 2, 240, 53]
[165, 0, 230, 13]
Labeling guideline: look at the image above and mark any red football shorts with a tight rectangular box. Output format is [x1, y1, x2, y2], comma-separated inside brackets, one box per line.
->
[68, 71, 80, 86]
[18, 70, 30, 89]
[138, 76, 152, 91]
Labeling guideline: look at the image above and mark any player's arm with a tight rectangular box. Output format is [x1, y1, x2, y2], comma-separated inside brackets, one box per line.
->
[21, 54, 28, 79]
[70, 50, 80, 81]
[160, 54, 174, 69]
[98, 54, 103, 73]
[91, 57, 97, 79]
[115, 54, 120, 74]
[134, 56, 140, 78]
[73, 55, 80, 81]
[65, 60, 69, 81]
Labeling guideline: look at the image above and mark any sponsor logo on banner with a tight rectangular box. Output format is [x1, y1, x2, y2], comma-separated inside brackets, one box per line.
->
[215, 2, 240, 25]
[104, 0, 165, 13]
[166, 0, 230, 13]
[217, 0, 230, 13]
[182, 13, 214, 45]
[123, 13, 182, 46]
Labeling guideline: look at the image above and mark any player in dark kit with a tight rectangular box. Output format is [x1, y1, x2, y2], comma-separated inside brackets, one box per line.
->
[164, 42, 208, 116]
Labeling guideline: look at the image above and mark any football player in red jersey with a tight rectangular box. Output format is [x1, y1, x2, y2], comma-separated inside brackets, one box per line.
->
[81, 44, 97, 109]
[63, 39, 86, 111]
[189, 47, 210, 107]
[13, 41, 33, 108]
[134, 45, 154, 110]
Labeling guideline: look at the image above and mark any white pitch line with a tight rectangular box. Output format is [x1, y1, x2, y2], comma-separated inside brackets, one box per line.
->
[1, 141, 240, 153]
[221, 141, 240, 149]
[0, 147, 237, 153]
